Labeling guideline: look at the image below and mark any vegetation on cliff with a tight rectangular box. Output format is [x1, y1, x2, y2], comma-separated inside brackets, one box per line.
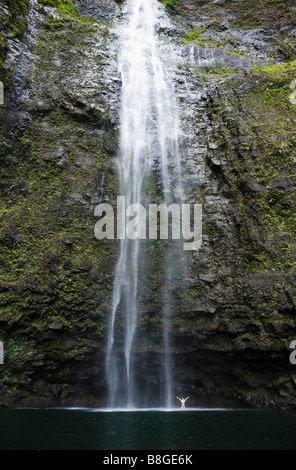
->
[0, 0, 295, 408]
[0, 0, 118, 406]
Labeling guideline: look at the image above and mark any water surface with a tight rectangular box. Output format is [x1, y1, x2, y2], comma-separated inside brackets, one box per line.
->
[0, 408, 295, 450]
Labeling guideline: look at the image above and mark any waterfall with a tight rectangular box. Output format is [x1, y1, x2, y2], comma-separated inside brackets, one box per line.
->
[106, 0, 185, 409]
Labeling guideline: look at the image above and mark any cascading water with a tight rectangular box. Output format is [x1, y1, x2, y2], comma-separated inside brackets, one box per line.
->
[106, 0, 186, 409]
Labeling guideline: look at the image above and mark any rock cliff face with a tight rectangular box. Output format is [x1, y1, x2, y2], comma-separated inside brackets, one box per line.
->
[0, 0, 296, 408]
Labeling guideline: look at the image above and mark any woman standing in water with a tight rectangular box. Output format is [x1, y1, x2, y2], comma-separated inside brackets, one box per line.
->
[177, 396, 190, 409]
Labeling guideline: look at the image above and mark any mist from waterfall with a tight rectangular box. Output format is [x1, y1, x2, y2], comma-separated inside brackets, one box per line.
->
[106, 0, 185, 409]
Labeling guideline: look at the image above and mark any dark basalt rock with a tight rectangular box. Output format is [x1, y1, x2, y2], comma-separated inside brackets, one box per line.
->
[272, 177, 295, 193]
[73, 0, 119, 21]
[188, 45, 254, 70]
[0, 0, 295, 410]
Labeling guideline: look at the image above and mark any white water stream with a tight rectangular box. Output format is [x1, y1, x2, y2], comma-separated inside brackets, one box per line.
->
[106, 0, 184, 408]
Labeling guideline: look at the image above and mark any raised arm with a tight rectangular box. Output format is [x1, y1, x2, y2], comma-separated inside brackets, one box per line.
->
[185, 397, 190, 401]
[176, 397, 181, 401]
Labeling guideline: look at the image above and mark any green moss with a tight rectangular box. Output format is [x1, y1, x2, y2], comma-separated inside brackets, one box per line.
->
[185, 23, 217, 44]
[0, 8, 117, 403]
[38, 0, 95, 23]
[253, 60, 296, 74]
[229, 0, 291, 28]
[161, 0, 178, 12]
[197, 66, 244, 77]
[179, 0, 294, 32]
[190, 288, 200, 297]
[273, 38, 296, 61]
[0, 0, 31, 86]
[208, 58, 296, 273]
[0, 32, 7, 72]
[184, 22, 250, 59]
[2, 0, 30, 38]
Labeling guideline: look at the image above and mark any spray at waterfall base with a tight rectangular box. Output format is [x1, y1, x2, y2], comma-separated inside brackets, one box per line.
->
[94, 197, 202, 251]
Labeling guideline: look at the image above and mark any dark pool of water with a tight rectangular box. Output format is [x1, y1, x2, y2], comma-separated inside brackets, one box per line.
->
[0, 408, 295, 450]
